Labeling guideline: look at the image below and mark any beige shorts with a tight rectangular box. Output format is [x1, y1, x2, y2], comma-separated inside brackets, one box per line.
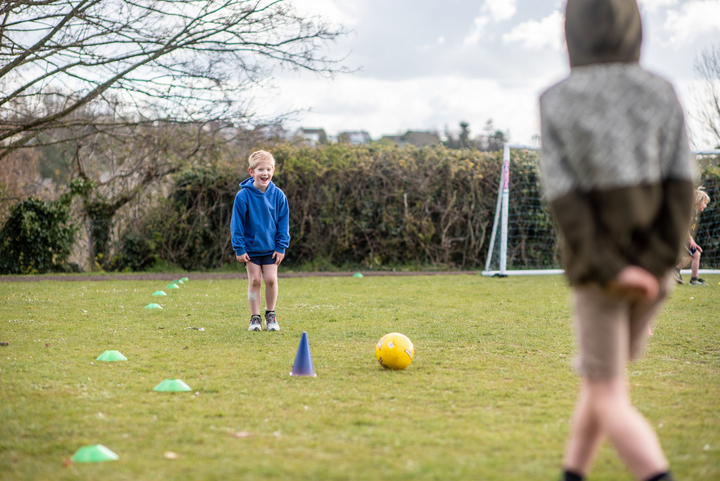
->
[572, 274, 673, 379]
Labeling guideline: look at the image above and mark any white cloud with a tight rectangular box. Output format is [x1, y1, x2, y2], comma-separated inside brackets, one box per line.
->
[638, 0, 678, 14]
[290, 0, 362, 27]
[253, 75, 546, 144]
[242, 1, 720, 151]
[463, 16, 490, 46]
[463, 0, 517, 46]
[437, 36, 446, 45]
[484, 0, 517, 22]
[663, 1, 720, 46]
[502, 10, 564, 51]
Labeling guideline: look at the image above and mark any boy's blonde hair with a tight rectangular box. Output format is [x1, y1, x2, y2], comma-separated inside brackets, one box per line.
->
[695, 187, 710, 206]
[248, 150, 275, 170]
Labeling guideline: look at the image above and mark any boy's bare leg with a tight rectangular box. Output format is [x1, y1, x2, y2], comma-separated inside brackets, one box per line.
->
[262, 264, 278, 312]
[677, 253, 701, 277]
[246, 262, 263, 315]
[563, 381, 605, 475]
[691, 251, 700, 278]
[676, 255, 690, 272]
[564, 377, 669, 480]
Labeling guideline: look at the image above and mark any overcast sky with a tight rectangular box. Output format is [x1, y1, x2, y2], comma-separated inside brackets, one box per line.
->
[254, 0, 720, 148]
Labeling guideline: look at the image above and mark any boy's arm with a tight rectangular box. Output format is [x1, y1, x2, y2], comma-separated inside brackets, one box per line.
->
[608, 265, 659, 301]
[274, 193, 290, 254]
[230, 192, 248, 256]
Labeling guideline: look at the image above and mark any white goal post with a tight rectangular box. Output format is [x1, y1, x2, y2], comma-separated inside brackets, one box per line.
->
[482, 144, 720, 277]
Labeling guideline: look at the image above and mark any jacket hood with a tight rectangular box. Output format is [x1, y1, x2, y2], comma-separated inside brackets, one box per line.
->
[239, 176, 273, 192]
[565, 0, 642, 68]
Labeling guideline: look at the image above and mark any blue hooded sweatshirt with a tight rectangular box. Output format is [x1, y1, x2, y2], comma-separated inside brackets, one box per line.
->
[230, 177, 290, 257]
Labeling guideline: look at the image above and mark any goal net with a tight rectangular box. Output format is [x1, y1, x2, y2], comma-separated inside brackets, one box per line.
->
[482, 145, 720, 276]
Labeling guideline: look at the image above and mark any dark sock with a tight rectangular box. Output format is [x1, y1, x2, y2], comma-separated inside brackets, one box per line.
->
[561, 470, 584, 481]
[265, 310, 274, 316]
[691, 277, 698, 281]
[645, 472, 675, 481]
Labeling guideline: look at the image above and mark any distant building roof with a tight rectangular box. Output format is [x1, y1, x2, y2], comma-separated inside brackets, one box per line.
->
[381, 130, 440, 147]
[380, 135, 402, 144]
[339, 131, 372, 145]
[294, 127, 328, 146]
[297, 128, 327, 135]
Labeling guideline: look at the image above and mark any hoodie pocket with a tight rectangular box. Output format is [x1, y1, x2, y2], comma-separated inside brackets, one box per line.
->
[248, 229, 276, 252]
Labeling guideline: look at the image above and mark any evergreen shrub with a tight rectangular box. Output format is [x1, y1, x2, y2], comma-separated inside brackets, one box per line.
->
[0, 196, 77, 274]
[135, 144, 511, 270]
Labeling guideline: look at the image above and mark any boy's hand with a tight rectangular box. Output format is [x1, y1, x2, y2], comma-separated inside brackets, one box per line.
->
[236, 253, 250, 263]
[272, 252, 285, 265]
[608, 266, 659, 301]
[689, 238, 702, 253]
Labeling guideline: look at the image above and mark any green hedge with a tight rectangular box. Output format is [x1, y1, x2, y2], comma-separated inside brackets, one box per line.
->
[117, 145, 720, 272]
[280, 144, 517, 269]
[0, 197, 77, 274]
[130, 144, 508, 270]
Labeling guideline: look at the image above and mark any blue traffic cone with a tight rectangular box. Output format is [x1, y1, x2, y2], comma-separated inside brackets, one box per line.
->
[290, 332, 316, 377]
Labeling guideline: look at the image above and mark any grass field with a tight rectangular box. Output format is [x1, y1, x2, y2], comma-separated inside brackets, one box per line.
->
[1, 274, 718, 480]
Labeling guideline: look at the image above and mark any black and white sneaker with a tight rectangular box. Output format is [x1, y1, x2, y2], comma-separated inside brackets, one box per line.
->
[673, 269, 683, 284]
[248, 315, 263, 331]
[689, 278, 708, 286]
[265, 311, 280, 331]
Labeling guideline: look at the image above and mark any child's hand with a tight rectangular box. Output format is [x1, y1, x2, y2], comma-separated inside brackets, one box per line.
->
[272, 252, 285, 265]
[608, 266, 659, 301]
[236, 253, 250, 263]
[689, 239, 702, 253]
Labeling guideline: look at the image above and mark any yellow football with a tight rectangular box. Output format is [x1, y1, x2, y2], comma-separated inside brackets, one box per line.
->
[375, 332, 414, 370]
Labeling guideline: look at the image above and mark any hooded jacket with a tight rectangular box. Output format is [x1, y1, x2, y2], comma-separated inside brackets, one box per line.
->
[231, 177, 290, 257]
[539, 0, 696, 285]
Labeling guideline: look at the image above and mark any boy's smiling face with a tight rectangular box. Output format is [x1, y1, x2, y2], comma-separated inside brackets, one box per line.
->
[249, 161, 274, 192]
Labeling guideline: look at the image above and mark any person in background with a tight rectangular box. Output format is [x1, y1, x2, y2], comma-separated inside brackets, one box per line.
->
[674, 187, 711, 285]
[231, 150, 290, 332]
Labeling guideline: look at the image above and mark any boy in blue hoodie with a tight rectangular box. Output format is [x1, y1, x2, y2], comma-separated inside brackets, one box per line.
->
[231, 150, 290, 331]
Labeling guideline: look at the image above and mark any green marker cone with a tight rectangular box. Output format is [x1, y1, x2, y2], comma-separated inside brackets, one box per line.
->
[153, 379, 192, 392]
[152, 291, 167, 296]
[180, 277, 189, 282]
[166, 283, 179, 289]
[96, 350, 127, 361]
[175, 279, 184, 284]
[71, 444, 119, 463]
[145, 303, 163, 309]
[353, 272, 364, 278]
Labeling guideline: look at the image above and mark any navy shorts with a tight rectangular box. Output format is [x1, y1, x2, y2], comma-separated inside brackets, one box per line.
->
[246, 253, 276, 266]
[685, 245, 698, 256]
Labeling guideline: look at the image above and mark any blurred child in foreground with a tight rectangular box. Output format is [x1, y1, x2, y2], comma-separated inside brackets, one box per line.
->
[539, 0, 697, 479]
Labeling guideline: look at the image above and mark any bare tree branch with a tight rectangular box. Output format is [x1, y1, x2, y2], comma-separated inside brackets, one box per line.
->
[695, 44, 720, 147]
[0, 0, 349, 159]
